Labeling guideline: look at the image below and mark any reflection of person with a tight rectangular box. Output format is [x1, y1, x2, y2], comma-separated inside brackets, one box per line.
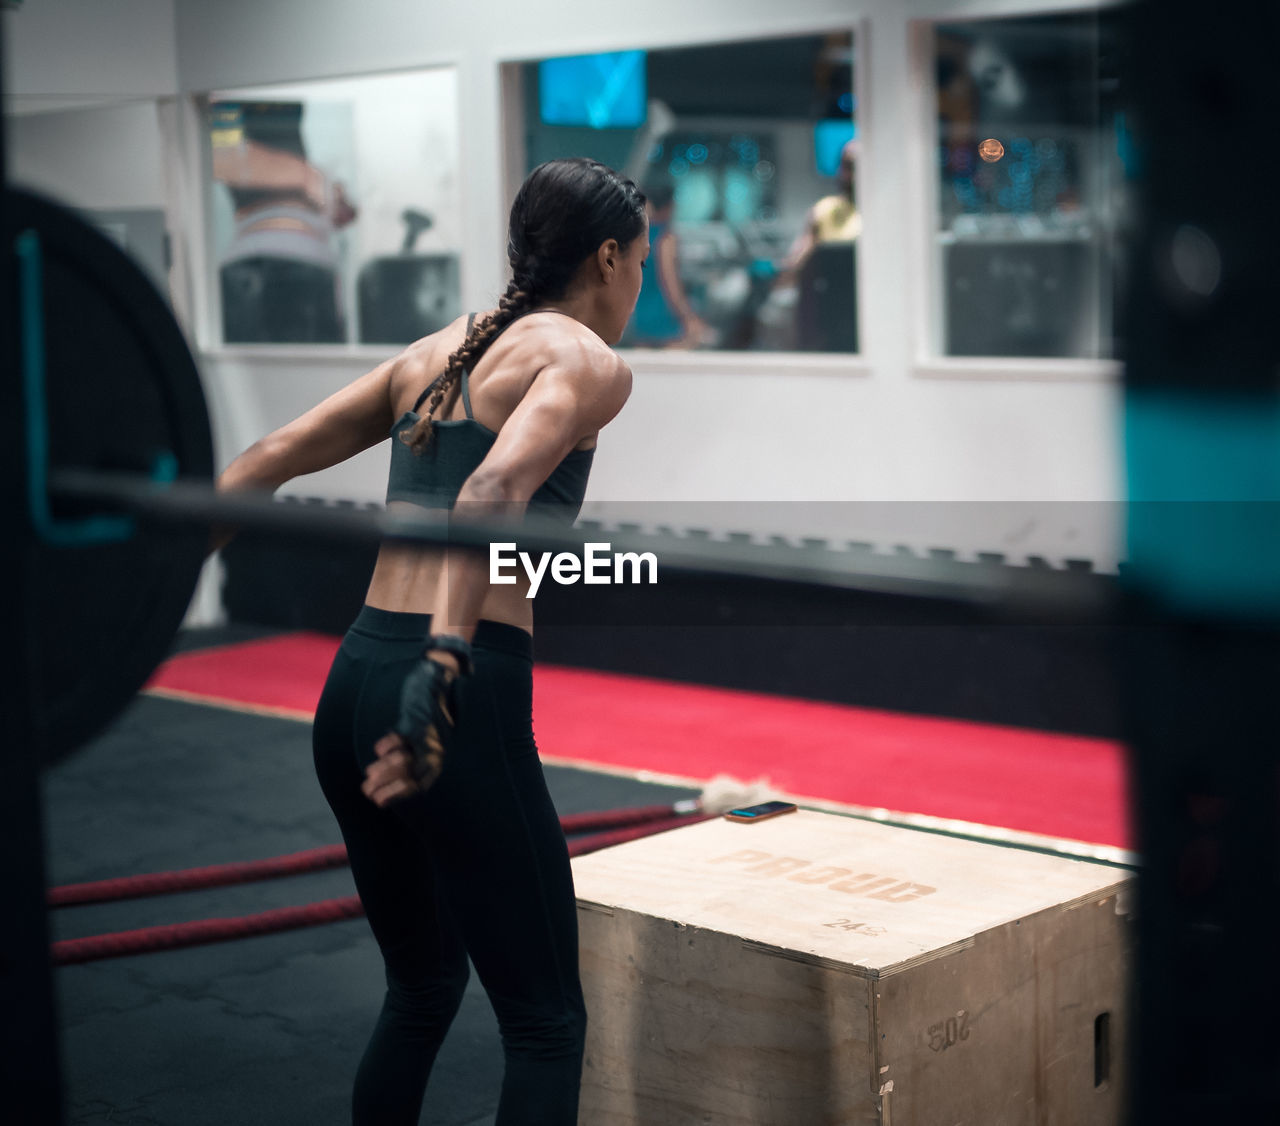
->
[212, 101, 358, 343]
[212, 157, 647, 1126]
[624, 183, 710, 348]
[778, 138, 861, 282]
[775, 138, 860, 352]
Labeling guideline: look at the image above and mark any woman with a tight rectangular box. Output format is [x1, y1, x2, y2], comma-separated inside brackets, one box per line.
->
[624, 182, 710, 348]
[215, 158, 648, 1126]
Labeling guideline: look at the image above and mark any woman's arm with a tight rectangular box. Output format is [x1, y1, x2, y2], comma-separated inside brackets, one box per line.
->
[773, 205, 820, 289]
[362, 344, 632, 807]
[211, 356, 399, 550]
[212, 138, 329, 211]
[655, 234, 709, 347]
[434, 345, 633, 644]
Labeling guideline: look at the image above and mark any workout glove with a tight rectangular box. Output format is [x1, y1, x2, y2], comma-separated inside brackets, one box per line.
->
[394, 654, 466, 789]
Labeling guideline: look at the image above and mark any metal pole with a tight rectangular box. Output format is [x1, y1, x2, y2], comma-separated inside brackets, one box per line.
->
[0, 10, 68, 1123]
[1122, 1, 1280, 1121]
[46, 468, 1113, 621]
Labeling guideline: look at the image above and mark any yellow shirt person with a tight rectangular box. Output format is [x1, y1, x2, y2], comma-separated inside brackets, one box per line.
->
[810, 193, 863, 244]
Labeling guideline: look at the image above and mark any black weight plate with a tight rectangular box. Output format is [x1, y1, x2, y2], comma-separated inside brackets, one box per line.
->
[12, 188, 213, 767]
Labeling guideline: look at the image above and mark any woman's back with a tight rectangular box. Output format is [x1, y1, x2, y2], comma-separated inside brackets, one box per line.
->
[368, 309, 621, 629]
[389, 310, 604, 447]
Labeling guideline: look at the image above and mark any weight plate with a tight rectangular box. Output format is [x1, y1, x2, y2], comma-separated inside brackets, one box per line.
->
[13, 187, 213, 767]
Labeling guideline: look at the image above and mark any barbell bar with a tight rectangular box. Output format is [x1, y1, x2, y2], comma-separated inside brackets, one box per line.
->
[47, 466, 1115, 617]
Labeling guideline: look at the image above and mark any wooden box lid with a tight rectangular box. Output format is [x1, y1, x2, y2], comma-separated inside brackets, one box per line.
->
[572, 811, 1132, 978]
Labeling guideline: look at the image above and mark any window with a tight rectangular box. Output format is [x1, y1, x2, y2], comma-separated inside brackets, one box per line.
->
[516, 33, 860, 353]
[205, 69, 463, 347]
[931, 11, 1127, 360]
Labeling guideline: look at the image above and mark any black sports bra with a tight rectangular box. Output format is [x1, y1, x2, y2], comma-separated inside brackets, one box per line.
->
[385, 312, 595, 522]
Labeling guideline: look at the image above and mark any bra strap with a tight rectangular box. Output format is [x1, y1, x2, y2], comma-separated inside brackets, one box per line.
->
[459, 365, 475, 422]
[412, 312, 477, 414]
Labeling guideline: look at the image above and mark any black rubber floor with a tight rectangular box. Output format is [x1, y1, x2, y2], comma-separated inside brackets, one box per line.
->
[42, 629, 699, 1126]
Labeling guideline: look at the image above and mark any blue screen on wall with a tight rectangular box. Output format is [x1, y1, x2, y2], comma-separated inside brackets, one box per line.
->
[539, 51, 648, 129]
[814, 119, 857, 176]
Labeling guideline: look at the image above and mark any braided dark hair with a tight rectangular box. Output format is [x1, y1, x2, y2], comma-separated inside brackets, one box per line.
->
[401, 158, 646, 453]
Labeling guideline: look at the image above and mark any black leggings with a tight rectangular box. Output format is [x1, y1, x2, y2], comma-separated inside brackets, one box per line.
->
[312, 606, 586, 1126]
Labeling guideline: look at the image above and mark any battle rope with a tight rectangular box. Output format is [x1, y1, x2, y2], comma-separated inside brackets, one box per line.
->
[560, 800, 701, 835]
[53, 898, 366, 966]
[48, 845, 351, 908]
[48, 801, 706, 909]
[49, 803, 729, 966]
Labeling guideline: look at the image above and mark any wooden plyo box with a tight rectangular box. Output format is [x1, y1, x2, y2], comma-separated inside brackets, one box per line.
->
[572, 811, 1133, 1126]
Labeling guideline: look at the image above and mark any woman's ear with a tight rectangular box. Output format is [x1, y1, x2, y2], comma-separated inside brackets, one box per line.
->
[596, 238, 620, 282]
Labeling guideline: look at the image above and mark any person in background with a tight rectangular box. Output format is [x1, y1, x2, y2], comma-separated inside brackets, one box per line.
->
[778, 137, 861, 283]
[212, 101, 358, 343]
[623, 182, 711, 349]
[775, 138, 860, 351]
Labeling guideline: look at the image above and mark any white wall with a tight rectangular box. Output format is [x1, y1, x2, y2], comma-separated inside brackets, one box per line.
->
[3, 0, 178, 208]
[7, 0, 1128, 605]
[177, 0, 1126, 571]
[3, 0, 178, 114]
[7, 100, 168, 209]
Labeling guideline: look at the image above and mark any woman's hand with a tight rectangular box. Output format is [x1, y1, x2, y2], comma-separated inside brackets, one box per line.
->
[362, 734, 426, 808]
[362, 646, 468, 807]
[677, 314, 714, 349]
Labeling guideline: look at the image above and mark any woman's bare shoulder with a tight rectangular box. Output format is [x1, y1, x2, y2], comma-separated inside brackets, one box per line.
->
[386, 314, 473, 400]
[521, 312, 630, 378]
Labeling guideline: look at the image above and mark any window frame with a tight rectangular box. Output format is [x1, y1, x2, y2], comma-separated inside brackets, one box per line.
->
[189, 62, 468, 359]
[498, 22, 873, 377]
[906, 3, 1127, 382]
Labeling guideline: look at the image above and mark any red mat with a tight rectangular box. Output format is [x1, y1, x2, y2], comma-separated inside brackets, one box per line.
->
[146, 633, 1131, 849]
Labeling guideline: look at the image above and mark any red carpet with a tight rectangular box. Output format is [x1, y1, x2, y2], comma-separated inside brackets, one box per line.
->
[146, 633, 1131, 849]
